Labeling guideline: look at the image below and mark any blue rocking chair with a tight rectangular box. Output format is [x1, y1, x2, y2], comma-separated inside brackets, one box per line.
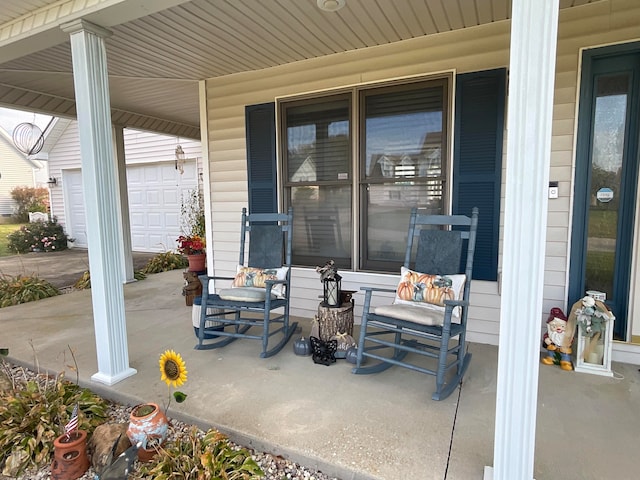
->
[353, 207, 478, 400]
[196, 208, 297, 358]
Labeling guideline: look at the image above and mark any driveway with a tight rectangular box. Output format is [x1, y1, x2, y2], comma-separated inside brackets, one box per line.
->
[0, 248, 157, 288]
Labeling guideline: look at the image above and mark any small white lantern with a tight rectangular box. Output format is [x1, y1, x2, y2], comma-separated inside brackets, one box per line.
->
[574, 291, 615, 377]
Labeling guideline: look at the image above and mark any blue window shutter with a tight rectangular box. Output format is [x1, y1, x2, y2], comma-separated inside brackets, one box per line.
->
[245, 103, 277, 214]
[453, 68, 506, 281]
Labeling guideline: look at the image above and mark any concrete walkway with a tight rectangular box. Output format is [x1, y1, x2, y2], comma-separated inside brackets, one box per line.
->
[0, 248, 156, 288]
[1, 251, 639, 479]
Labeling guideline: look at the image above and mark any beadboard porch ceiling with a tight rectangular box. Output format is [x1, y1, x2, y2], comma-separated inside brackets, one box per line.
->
[0, 0, 596, 138]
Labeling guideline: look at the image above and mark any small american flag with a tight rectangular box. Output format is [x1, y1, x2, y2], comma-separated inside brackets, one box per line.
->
[64, 403, 79, 438]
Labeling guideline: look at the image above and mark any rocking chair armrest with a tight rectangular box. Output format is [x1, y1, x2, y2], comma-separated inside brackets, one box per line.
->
[264, 279, 288, 292]
[202, 275, 236, 280]
[199, 275, 235, 295]
[359, 286, 396, 294]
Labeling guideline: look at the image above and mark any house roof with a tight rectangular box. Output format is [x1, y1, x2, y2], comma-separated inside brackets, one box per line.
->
[0, 0, 596, 139]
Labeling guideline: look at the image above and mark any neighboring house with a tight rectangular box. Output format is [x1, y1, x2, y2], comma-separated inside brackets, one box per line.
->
[44, 118, 202, 252]
[0, 126, 47, 218]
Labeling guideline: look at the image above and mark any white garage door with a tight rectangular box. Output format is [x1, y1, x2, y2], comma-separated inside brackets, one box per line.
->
[64, 162, 198, 252]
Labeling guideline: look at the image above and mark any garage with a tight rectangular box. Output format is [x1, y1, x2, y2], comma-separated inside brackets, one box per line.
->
[63, 161, 198, 252]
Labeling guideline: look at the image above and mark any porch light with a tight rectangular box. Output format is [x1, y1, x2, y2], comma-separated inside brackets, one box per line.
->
[175, 145, 185, 174]
[317, 0, 345, 12]
[323, 273, 342, 308]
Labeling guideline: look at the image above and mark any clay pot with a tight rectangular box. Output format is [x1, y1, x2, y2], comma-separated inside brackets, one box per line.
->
[187, 254, 206, 273]
[51, 430, 90, 480]
[126, 403, 169, 461]
[136, 439, 162, 462]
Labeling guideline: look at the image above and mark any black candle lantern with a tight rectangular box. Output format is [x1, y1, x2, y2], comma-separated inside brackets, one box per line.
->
[323, 273, 342, 308]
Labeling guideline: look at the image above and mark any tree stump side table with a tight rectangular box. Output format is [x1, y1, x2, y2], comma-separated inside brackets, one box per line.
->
[316, 301, 354, 342]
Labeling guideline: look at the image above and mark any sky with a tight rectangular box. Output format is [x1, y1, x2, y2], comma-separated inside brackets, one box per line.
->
[0, 107, 53, 136]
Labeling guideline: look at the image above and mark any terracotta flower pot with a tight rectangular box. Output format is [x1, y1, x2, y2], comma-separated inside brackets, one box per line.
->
[126, 403, 169, 461]
[51, 430, 90, 480]
[187, 253, 206, 272]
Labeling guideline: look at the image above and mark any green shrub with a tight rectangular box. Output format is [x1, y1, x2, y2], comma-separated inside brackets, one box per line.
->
[73, 271, 91, 290]
[6, 219, 71, 254]
[132, 426, 263, 480]
[10, 187, 49, 223]
[0, 370, 108, 476]
[0, 274, 59, 307]
[142, 252, 188, 274]
[73, 270, 147, 289]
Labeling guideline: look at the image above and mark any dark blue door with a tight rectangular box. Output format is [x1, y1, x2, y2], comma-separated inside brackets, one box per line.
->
[570, 44, 640, 340]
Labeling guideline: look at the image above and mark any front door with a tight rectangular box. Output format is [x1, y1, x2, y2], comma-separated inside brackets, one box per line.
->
[570, 43, 640, 340]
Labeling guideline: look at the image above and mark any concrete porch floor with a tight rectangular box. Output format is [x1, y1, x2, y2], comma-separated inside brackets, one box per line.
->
[1, 268, 639, 479]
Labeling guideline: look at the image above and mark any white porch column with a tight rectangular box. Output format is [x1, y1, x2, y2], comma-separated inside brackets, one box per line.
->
[485, 1, 559, 479]
[113, 125, 135, 283]
[61, 19, 136, 385]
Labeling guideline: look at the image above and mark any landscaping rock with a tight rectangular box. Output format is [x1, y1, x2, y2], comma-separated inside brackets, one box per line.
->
[88, 423, 131, 471]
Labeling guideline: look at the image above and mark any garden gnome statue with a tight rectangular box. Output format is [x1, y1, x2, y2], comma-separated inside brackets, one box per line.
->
[541, 307, 576, 371]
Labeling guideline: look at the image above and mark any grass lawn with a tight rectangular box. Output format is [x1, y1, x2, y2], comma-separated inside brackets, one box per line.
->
[0, 223, 24, 257]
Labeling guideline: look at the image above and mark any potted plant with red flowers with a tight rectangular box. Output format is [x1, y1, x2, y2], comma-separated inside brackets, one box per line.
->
[177, 188, 206, 273]
[176, 234, 206, 272]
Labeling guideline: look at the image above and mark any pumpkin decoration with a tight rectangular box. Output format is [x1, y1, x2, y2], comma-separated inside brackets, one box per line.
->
[425, 285, 441, 304]
[417, 273, 435, 287]
[397, 281, 414, 301]
[404, 270, 419, 283]
[232, 271, 246, 287]
[436, 287, 455, 306]
[330, 332, 356, 358]
[345, 346, 358, 364]
[293, 336, 312, 356]
[309, 316, 320, 339]
[253, 271, 266, 288]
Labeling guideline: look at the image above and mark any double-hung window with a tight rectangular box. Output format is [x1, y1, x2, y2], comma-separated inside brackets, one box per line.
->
[360, 79, 448, 271]
[281, 94, 353, 269]
[281, 76, 450, 273]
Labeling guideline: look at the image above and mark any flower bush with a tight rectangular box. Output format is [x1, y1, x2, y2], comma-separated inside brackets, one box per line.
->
[176, 235, 205, 255]
[6, 219, 72, 254]
[10, 186, 49, 223]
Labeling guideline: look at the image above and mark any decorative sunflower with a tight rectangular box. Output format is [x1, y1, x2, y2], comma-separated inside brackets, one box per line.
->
[159, 350, 188, 406]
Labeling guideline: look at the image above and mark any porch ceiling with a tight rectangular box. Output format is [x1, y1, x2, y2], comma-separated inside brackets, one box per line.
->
[0, 0, 596, 138]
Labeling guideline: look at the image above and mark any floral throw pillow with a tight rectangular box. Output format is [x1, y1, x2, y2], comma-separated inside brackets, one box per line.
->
[232, 266, 289, 298]
[393, 267, 466, 318]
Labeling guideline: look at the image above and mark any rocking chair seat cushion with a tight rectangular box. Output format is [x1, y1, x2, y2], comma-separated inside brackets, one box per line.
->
[218, 287, 276, 302]
[374, 303, 446, 326]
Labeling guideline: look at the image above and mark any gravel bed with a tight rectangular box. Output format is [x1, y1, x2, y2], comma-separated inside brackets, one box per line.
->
[3, 364, 340, 480]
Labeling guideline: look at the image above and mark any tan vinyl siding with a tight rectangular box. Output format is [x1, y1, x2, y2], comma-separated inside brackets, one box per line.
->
[204, 0, 640, 345]
[0, 133, 35, 216]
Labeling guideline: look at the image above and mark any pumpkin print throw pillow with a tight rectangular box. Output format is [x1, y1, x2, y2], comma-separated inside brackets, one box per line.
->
[393, 266, 466, 318]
